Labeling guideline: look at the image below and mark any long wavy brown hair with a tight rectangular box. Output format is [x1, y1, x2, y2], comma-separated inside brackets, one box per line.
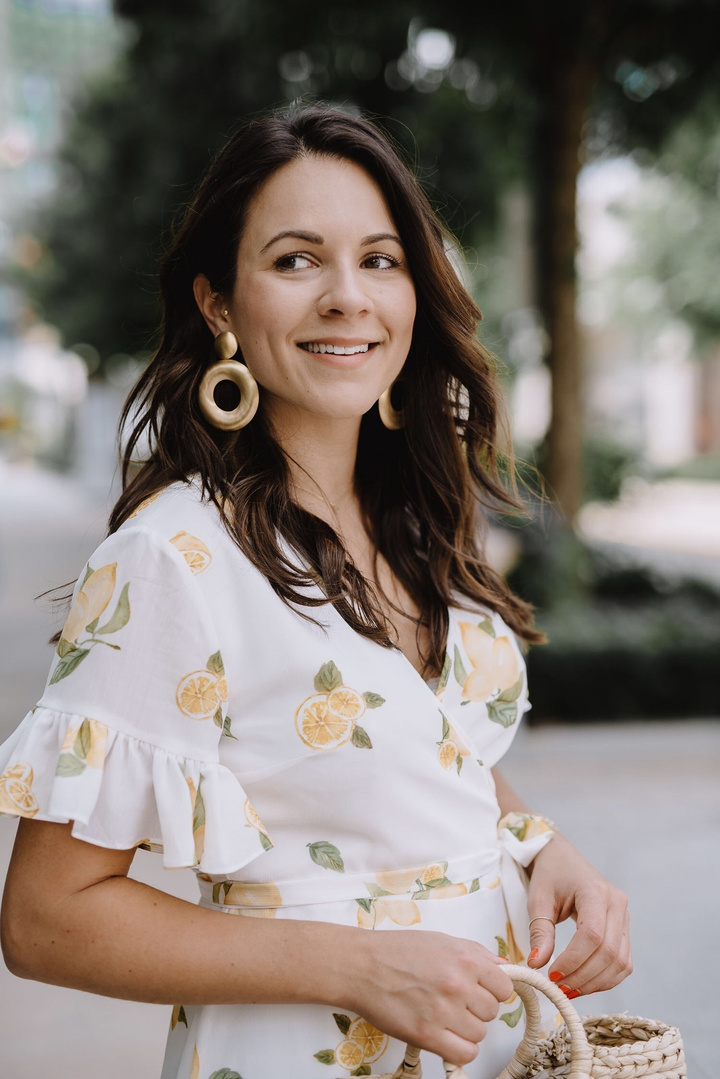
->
[109, 103, 541, 675]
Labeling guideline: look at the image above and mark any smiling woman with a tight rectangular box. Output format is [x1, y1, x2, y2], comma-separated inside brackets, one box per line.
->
[0, 104, 631, 1079]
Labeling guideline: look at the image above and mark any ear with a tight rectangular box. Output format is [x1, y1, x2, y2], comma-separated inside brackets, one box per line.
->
[193, 274, 228, 336]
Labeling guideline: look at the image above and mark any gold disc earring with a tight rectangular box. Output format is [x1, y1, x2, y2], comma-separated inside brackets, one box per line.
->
[378, 379, 404, 430]
[199, 330, 259, 431]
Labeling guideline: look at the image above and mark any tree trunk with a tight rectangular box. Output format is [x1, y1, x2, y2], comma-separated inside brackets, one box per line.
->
[533, 56, 597, 521]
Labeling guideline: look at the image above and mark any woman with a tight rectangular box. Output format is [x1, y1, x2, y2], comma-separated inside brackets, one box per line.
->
[0, 104, 631, 1079]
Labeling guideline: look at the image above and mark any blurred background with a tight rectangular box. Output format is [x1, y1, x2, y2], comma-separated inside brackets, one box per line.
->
[0, 1, 718, 1076]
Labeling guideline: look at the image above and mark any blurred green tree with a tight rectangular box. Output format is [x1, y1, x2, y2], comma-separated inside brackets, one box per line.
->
[22, 0, 720, 519]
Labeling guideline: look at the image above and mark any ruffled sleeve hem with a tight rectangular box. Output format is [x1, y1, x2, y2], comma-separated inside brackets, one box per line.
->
[0, 707, 273, 875]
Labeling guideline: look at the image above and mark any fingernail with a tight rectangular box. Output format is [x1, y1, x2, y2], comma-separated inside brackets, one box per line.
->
[497, 956, 510, 963]
[558, 984, 573, 996]
[567, 989, 581, 1000]
[528, 948, 539, 962]
[549, 971, 564, 983]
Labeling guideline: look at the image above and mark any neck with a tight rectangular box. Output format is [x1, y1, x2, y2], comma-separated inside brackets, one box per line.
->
[265, 403, 362, 525]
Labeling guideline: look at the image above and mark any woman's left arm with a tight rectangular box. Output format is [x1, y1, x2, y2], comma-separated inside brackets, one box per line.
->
[493, 769, 632, 997]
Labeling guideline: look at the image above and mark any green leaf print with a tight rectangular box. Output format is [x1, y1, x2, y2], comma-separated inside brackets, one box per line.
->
[176, 1005, 188, 1027]
[96, 582, 131, 635]
[208, 1070, 244, 1079]
[207, 650, 225, 676]
[221, 715, 237, 739]
[74, 718, 92, 760]
[453, 644, 468, 687]
[496, 676, 523, 704]
[487, 698, 518, 728]
[420, 876, 452, 889]
[351, 724, 373, 749]
[307, 841, 345, 873]
[314, 661, 343, 693]
[499, 1001, 524, 1028]
[81, 563, 94, 587]
[50, 647, 90, 684]
[362, 691, 385, 709]
[456, 754, 464, 775]
[314, 1049, 336, 1065]
[259, 830, 273, 851]
[438, 651, 451, 692]
[477, 616, 496, 638]
[55, 753, 86, 777]
[355, 897, 373, 913]
[333, 1013, 351, 1035]
[469, 878, 480, 893]
[56, 637, 75, 658]
[352, 1067, 372, 1076]
[213, 706, 223, 729]
[192, 783, 206, 834]
[495, 935, 509, 958]
[364, 882, 391, 897]
[440, 713, 450, 742]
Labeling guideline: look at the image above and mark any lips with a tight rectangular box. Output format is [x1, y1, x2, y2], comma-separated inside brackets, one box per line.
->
[297, 342, 379, 355]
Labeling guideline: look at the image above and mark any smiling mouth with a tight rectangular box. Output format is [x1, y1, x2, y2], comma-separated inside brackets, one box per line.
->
[297, 342, 379, 355]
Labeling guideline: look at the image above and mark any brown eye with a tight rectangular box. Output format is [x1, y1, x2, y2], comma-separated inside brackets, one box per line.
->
[274, 253, 314, 271]
[363, 253, 400, 270]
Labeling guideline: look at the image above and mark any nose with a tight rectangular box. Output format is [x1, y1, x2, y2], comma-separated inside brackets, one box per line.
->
[317, 261, 373, 318]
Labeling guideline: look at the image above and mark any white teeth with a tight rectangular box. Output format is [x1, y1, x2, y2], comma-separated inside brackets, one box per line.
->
[301, 343, 371, 355]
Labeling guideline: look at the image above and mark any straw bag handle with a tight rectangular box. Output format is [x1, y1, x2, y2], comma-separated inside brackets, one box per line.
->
[382, 965, 594, 1079]
[493, 964, 593, 1079]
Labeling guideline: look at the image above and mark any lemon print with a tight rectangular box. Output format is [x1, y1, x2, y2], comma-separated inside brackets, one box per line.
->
[176, 671, 221, 720]
[335, 1039, 364, 1070]
[170, 531, 212, 575]
[189, 1045, 199, 1079]
[375, 866, 423, 894]
[327, 687, 365, 720]
[422, 863, 447, 884]
[128, 490, 162, 518]
[347, 1019, 388, 1063]
[295, 693, 353, 749]
[0, 761, 39, 817]
[437, 739, 459, 769]
[216, 677, 228, 702]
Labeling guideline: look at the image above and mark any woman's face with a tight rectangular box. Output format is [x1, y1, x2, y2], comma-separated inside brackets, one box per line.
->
[223, 154, 416, 428]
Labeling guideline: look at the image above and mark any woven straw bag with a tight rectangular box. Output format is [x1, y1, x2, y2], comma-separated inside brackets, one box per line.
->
[340, 964, 685, 1079]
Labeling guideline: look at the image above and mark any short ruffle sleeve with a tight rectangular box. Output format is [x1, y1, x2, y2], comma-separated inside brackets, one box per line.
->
[0, 526, 271, 875]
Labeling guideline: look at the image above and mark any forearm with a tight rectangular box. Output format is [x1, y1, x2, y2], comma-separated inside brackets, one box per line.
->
[6, 874, 360, 1007]
[492, 768, 536, 818]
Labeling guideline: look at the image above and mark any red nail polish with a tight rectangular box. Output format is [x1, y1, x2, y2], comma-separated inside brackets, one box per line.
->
[549, 971, 564, 983]
[558, 984, 572, 994]
[567, 990, 581, 1000]
[497, 956, 510, 963]
[528, 948, 539, 962]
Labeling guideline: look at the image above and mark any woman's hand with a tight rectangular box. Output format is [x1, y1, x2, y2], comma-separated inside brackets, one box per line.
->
[525, 833, 632, 998]
[344, 930, 514, 1066]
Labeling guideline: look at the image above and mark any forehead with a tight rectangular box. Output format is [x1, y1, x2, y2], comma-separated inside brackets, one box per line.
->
[240, 155, 398, 247]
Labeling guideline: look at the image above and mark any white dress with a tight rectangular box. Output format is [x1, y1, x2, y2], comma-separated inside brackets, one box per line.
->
[0, 480, 554, 1079]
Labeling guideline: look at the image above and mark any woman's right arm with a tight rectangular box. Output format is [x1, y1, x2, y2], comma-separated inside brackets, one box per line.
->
[2, 818, 512, 1066]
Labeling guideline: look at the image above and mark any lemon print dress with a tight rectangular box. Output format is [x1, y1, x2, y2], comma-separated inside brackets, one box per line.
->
[0, 481, 554, 1079]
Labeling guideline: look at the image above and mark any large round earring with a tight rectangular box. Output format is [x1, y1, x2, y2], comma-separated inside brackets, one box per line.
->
[199, 330, 259, 431]
[378, 379, 404, 430]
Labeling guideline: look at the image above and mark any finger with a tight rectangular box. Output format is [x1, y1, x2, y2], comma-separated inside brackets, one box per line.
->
[465, 988, 503, 1024]
[434, 1030, 482, 1067]
[568, 908, 633, 996]
[527, 914, 557, 968]
[549, 891, 609, 983]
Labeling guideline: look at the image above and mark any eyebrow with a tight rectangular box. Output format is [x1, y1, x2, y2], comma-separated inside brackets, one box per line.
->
[260, 229, 403, 253]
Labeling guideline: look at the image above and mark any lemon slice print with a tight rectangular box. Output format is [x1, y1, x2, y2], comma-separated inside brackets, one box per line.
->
[347, 1019, 388, 1063]
[327, 686, 366, 720]
[335, 1038, 364, 1070]
[176, 671, 221, 719]
[170, 531, 212, 575]
[437, 740, 459, 770]
[0, 761, 39, 816]
[295, 693, 354, 749]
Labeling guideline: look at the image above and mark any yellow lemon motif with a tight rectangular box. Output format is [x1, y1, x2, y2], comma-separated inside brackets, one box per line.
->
[170, 531, 212, 575]
[437, 740, 459, 770]
[347, 1019, 388, 1063]
[223, 880, 283, 910]
[216, 677, 228, 702]
[176, 671, 221, 720]
[327, 686, 365, 721]
[128, 491, 162, 518]
[294, 693, 353, 749]
[189, 1045, 199, 1079]
[429, 882, 468, 900]
[0, 761, 39, 817]
[335, 1039, 364, 1070]
[375, 866, 423, 895]
[459, 622, 521, 702]
[62, 562, 117, 643]
[422, 863, 448, 884]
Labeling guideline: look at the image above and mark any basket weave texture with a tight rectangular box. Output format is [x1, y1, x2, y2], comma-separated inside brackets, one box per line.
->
[528, 1012, 686, 1078]
[339, 966, 685, 1079]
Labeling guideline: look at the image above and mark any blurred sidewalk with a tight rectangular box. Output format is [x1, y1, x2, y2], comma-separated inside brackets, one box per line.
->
[1, 464, 718, 1078]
